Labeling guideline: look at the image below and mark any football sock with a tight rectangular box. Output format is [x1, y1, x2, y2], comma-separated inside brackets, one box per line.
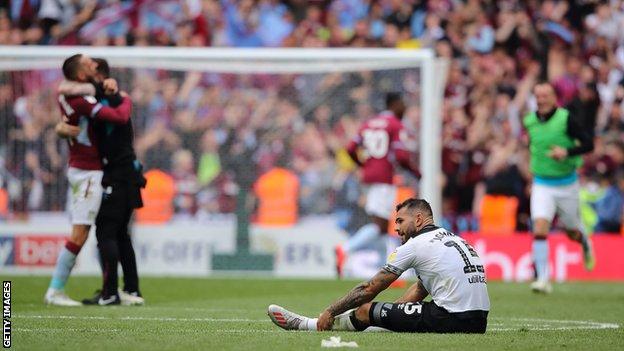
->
[345, 223, 381, 253]
[301, 318, 318, 331]
[296, 310, 360, 331]
[332, 309, 358, 331]
[532, 238, 549, 282]
[49, 241, 82, 290]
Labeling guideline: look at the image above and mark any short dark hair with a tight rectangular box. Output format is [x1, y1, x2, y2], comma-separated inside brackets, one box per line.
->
[396, 198, 433, 218]
[385, 92, 402, 109]
[62, 54, 83, 80]
[93, 58, 110, 78]
[534, 80, 554, 90]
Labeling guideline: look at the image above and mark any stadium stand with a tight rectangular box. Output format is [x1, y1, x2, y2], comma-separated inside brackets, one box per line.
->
[0, 0, 623, 234]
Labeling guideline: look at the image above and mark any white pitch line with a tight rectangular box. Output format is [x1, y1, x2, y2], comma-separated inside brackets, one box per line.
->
[213, 329, 280, 333]
[16, 327, 281, 334]
[16, 328, 122, 333]
[13, 315, 620, 332]
[143, 307, 253, 313]
[21, 304, 252, 313]
[14, 315, 270, 323]
[489, 325, 620, 332]
[492, 317, 619, 326]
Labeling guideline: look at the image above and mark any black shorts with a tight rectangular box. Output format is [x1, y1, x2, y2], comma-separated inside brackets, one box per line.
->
[369, 301, 488, 334]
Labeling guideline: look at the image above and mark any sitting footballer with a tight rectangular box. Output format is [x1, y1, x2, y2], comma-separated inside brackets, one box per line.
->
[268, 198, 490, 333]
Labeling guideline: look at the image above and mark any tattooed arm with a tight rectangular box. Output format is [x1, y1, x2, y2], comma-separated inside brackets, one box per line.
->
[317, 269, 399, 330]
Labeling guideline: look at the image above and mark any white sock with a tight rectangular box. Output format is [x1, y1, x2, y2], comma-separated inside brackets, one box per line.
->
[300, 318, 318, 331]
[298, 310, 358, 331]
[533, 239, 549, 282]
[332, 310, 357, 331]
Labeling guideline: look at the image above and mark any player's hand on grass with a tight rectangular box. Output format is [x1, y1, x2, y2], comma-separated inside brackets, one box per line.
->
[548, 146, 568, 161]
[317, 310, 335, 331]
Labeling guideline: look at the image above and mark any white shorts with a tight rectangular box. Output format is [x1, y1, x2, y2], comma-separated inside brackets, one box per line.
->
[530, 181, 582, 231]
[364, 183, 397, 220]
[67, 167, 103, 225]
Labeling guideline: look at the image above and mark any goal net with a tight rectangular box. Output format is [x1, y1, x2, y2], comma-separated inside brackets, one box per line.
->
[0, 46, 447, 223]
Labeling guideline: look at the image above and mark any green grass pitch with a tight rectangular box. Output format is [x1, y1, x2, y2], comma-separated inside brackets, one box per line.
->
[7, 276, 624, 350]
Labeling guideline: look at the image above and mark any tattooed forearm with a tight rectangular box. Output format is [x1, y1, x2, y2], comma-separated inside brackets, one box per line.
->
[325, 270, 398, 317]
[326, 282, 373, 316]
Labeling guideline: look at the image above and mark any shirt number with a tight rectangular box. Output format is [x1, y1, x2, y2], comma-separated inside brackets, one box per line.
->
[362, 129, 389, 159]
[403, 303, 422, 315]
[445, 239, 484, 274]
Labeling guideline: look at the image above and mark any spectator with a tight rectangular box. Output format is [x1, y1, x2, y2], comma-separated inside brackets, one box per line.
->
[171, 149, 198, 215]
[223, 0, 262, 47]
[417, 13, 444, 48]
[594, 170, 624, 233]
[465, 13, 495, 54]
[38, 0, 96, 45]
[329, 0, 368, 31]
[257, 0, 294, 47]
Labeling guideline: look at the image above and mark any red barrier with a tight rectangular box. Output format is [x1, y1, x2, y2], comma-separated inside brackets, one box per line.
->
[462, 233, 624, 282]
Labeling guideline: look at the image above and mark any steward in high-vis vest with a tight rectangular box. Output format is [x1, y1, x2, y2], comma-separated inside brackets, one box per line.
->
[523, 82, 595, 295]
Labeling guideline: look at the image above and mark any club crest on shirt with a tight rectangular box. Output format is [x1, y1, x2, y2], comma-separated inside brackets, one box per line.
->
[387, 251, 397, 263]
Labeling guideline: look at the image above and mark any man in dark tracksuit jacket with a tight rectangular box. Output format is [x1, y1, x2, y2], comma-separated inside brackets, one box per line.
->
[87, 59, 146, 305]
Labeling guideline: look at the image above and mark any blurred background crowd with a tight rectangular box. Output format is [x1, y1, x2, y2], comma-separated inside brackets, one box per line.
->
[0, 0, 623, 234]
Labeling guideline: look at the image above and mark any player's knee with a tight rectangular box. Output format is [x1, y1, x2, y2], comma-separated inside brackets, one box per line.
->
[355, 303, 371, 324]
[70, 225, 90, 246]
[532, 219, 550, 238]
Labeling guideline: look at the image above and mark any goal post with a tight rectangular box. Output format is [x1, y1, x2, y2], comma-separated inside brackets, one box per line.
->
[0, 45, 447, 222]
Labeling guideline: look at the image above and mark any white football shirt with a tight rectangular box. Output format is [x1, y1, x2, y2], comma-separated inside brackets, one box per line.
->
[384, 225, 490, 313]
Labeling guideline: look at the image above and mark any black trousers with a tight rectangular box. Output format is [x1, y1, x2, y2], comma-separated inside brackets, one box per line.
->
[95, 182, 142, 297]
[369, 301, 488, 334]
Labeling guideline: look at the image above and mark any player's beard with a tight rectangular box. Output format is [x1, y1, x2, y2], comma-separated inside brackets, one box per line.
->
[400, 223, 419, 244]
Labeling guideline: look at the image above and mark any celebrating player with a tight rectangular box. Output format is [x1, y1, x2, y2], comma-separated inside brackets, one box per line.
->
[44, 54, 132, 306]
[524, 82, 595, 294]
[55, 58, 145, 306]
[335, 92, 420, 277]
[269, 198, 489, 334]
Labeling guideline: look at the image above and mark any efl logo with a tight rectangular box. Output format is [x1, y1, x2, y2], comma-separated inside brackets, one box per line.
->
[15, 236, 66, 266]
[3, 281, 10, 348]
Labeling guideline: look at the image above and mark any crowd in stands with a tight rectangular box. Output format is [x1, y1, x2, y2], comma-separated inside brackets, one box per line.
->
[0, 0, 623, 233]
